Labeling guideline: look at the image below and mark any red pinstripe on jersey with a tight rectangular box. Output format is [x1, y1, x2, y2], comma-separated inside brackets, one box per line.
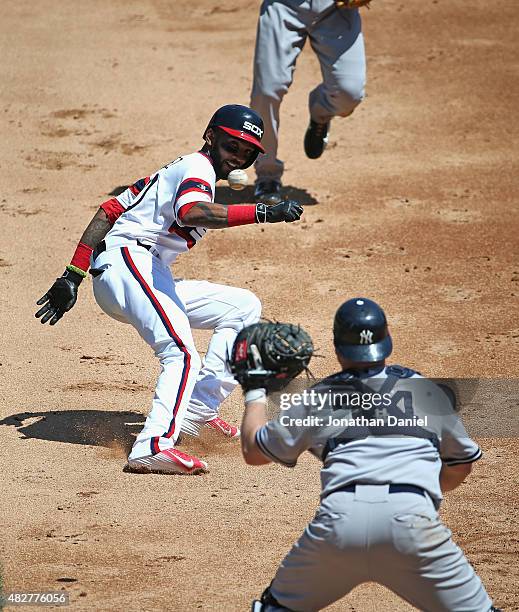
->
[102, 153, 214, 266]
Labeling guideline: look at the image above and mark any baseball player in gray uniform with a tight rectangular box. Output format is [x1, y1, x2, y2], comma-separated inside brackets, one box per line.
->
[250, 0, 367, 204]
[240, 298, 501, 611]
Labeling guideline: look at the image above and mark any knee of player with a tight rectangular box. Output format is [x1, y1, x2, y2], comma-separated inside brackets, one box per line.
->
[214, 289, 262, 330]
[330, 80, 365, 116]
[227, 289, 261, 327]
[239, 290, 262, 325]
[251, 79, 290, 103]
[186, 349, 202, 373]
[159, 342, 202, 372]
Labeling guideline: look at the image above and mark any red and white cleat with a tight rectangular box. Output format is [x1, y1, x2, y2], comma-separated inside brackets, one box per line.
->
[126, 448, 208, 475]
[206, 416, 240, 439]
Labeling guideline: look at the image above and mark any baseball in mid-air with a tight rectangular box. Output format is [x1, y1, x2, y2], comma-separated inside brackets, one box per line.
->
[227, 169, 248, 190]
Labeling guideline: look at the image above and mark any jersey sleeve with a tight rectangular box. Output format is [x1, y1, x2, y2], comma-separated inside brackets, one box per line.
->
[173, 156, 215, 225]
[440, 425, 482, 466]
[100, 176, 152, 225]
[438, 386, 482, 466]
[255, 403, 315, 467]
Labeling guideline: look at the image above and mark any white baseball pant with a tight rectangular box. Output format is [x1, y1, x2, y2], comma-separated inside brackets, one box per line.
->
[91, 243, 261, 460]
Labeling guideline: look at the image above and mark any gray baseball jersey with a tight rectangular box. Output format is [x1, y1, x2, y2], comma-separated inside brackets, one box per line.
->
[257, 365, 481, 505]
[255, 365, 493, 611]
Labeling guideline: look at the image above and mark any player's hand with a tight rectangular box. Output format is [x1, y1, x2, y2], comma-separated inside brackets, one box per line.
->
[255, 200, 303, 224]
[229, 322, 313, 392]
[35, 269, 84, 325]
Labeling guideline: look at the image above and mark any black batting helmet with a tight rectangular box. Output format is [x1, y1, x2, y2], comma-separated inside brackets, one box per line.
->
[204, 104, 265, 168]
[333, 298, 393, 363]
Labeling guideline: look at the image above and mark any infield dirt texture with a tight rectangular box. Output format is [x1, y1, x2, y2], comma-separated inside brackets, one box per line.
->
[1, 1, 518, 610]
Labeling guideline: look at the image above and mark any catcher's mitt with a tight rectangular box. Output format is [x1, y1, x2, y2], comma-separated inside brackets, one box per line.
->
[336, 0, 372, 8]
[229, 322, 314, 392]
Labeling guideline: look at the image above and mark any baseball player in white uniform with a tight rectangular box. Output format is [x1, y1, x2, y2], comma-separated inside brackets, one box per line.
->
[35, 104, 303, 475]
[240, 298, 501, 611]
[251, 0, 367, 204]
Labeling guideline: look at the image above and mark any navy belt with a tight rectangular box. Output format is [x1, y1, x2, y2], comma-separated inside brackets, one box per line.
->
[340, 483, 425, 497]
[92, 239, 152, 261]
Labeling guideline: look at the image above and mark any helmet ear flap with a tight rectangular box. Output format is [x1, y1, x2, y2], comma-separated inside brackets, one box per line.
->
[203, 126, 215, 146]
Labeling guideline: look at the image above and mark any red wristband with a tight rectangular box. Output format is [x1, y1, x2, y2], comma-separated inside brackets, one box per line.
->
[227, 205, 256, 227]
[70, 241, 94, 272]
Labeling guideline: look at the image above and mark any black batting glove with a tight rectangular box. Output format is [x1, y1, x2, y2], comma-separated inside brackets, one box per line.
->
[255, 200, 303, 224]
[35, 268, 84, 325]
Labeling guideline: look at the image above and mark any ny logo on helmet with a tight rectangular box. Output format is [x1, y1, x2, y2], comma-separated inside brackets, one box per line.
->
[359, 330, 373, 344]
[243, 121, 263, 138]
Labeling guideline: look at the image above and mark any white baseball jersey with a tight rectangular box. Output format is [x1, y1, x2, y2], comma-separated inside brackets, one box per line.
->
[101, 152, 214, 265]
[256, 365, 482, 506]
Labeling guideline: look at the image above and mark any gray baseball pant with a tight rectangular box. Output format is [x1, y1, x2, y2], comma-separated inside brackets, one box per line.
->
[265, 485, 493, 611]
[250, 0, 366, 182]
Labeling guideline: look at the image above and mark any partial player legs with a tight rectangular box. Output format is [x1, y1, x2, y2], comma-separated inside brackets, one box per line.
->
[262, 489, 494, 611]
[377, 495, 494, 611]
[308, 10, 366, 124]
[91, 246, 202, 461]
[128, 335, 201, 459]
[176, 280, 262, 431]
[251, 0, 308, 184]
[267, 508, 365, 611]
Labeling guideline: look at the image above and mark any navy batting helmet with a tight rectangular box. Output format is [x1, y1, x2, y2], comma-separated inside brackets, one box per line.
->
[204, 104, 265, 168]
[333, 298, 392, 363]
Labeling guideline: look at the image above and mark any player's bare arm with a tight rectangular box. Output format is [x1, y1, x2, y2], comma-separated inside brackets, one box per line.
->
[241, 399, 271, 466]
[80, 207, 112, 248]
[182, 202, 228, 227]
[439, 462, 473, 492]
[35, 207, 112, 326]
[179, 200, 304, 229]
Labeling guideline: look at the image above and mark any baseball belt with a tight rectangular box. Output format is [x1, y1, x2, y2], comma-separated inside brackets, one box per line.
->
[92, 239, 154, 261]
[337, 483, 426, 497]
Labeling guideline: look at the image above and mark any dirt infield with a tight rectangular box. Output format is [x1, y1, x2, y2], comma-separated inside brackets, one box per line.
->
[1, 0, 518, 610]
